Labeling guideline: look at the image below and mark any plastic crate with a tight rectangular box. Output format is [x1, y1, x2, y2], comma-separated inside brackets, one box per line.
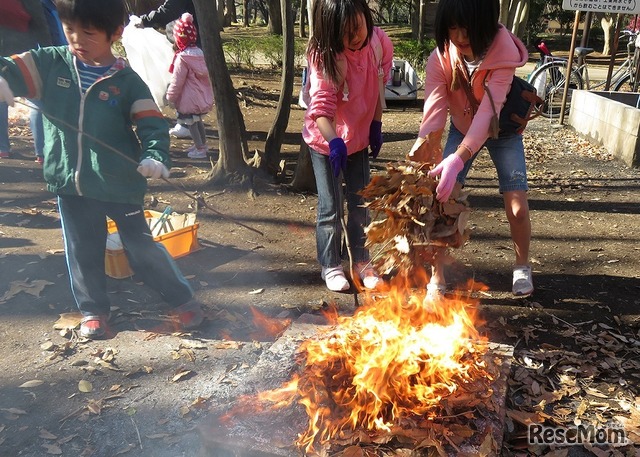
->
[105, 210, 200, 279]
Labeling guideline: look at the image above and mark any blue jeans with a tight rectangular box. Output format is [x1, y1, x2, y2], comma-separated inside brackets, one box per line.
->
[58, 195, 193, 316]
[310, 148, 371, 268]
[0, 102, 9, 152]
[28, 100, 44, 157]
[444, 123, 529, 192]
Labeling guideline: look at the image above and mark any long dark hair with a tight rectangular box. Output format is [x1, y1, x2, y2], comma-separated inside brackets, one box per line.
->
[434, 0, 500, 58]
[307, 0, 373, 86]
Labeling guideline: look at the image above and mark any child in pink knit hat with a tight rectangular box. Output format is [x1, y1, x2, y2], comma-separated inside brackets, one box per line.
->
[166, 12, 214, 159]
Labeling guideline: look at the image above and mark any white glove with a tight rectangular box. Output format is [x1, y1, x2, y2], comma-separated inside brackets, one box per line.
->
[129, 15, 143, 28]
[137, 158, 169, 179]
[0, 77, 15, 107]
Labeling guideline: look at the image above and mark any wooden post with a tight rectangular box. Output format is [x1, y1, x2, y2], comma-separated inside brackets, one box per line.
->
[560, 10, 582, 125]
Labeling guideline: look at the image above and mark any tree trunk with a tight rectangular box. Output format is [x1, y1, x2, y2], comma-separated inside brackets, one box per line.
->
[243, 0, 249, 26]
[600, 13, 615, 56]
[299, 0, 307, 38]
[307, 0, 313, 34]
[418, 0, 426, 42]
[224, 0, 236, 26]
[192, 0, 253, 186]
[256, 0, 295, 177]
[500, 0, 530, 39]
[217, 0, 225, 29]
[267, 0, 283, 35]
[290, 142, 317, 193]
[499, 0, 510, 26]
[411, 0, 419, 39]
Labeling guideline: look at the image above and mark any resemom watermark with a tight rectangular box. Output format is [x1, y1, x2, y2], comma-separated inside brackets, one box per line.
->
[528, 424, 628, 446]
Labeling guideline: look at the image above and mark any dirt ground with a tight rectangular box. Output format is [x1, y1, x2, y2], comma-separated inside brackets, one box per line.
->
[1, 67, 640, 457]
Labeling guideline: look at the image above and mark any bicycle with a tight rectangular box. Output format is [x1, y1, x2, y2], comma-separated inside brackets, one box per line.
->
[526, 30, 639, 118]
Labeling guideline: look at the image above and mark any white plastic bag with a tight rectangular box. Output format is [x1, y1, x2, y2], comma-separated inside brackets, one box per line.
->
[121, 17, 174, 108]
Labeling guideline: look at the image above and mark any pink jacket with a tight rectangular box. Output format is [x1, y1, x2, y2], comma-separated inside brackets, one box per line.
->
[418, 25, 528, 154]
[166, 47, 214, 115]
[302, 27, 393, 155]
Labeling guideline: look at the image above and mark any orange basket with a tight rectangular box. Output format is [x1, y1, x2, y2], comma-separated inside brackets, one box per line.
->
[105, 210, 200, 279]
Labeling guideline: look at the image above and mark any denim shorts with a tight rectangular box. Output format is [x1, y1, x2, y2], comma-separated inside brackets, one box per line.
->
[443, 123, 529, 193]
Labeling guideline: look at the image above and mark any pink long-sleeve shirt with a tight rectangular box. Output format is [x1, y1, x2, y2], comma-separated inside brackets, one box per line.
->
[302, 26, 393, 155]
[418, 25, 528, 154]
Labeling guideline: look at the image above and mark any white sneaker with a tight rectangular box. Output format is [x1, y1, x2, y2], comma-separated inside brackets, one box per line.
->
[321, 266, 350, 292]
[513, 265, 534, 296]
[169, 123, 191, 138]
[187, 147, 208, 159]
[355, 262, 382, 290]
[425, 282, 446, 301]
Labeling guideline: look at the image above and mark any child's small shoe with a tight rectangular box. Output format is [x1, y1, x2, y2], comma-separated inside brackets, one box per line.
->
[35, 156, 44, 164]
[0, 151, 10, 159]
[355, 262, 382, 290]
[79, 314, 109, 339]
[169, 300, 205, 330]
[512, 265, 534, 296]
[321, 266, 350, 292]
[424, 282, 446, 302]
[169, 123, 191, 138]
[187, 147, 208, 159]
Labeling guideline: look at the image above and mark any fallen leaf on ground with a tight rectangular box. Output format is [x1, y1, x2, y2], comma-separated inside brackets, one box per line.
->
[52, 313, 82, 330]
[78, 380, 92, 393]
[19, 380, 44, 388]
[0, 279, 54, 303]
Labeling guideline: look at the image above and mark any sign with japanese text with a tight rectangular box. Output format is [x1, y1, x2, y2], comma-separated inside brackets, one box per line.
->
[562, 0, 640, 14]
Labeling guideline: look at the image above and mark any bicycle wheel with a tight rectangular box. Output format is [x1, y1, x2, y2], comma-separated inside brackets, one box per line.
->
[527, 61, 583, 118]
[612, 73, 639, 92]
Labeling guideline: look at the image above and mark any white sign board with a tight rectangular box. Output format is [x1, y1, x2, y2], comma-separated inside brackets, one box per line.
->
[562, 0, 640, 14]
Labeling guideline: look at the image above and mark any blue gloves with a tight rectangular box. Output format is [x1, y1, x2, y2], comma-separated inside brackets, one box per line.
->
[329, 138, 347, 177]
[369, 120, 383, 159]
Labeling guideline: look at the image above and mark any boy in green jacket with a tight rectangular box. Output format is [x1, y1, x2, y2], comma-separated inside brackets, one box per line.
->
[0, 0, 204, 339]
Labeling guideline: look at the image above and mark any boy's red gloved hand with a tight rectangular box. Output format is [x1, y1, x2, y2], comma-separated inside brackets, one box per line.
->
[369, 120, 383, 159]
[329, 138, 347, 177]
[428, 154, 464, 202]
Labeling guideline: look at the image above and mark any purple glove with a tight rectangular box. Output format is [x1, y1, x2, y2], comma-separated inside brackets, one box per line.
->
[329, 138, 347, 177]
[369, 120, 383, 159]
[428, 154, 464, 202]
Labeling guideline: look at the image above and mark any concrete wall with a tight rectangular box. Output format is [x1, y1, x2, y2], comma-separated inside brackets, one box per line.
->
[568, 90, 640, 168]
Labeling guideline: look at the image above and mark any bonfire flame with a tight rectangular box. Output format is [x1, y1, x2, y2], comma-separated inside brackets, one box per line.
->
[246, 161, 493, 454]
[258, 280, 491, 453]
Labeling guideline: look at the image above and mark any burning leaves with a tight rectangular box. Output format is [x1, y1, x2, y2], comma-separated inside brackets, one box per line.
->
[230, 290, 500, 456]
[360, 161, 470, 278]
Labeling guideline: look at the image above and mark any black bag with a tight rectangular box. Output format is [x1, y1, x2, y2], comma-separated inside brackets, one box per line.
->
[459, 70, 543, 138]
[496, 76, 544, 136]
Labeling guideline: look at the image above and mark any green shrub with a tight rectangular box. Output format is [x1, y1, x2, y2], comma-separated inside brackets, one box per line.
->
[392, 38, 436, 79]
[223, 37, 258, 68]
[251, 35, 308, 69]
[258, 35, 285, 68]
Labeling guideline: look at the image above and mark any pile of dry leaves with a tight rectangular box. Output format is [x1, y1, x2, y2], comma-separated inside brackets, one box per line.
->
[361, 161, 470, 279]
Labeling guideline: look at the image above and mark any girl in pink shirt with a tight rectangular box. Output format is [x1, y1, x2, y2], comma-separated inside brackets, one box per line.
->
[166, 13, 214, 159]
[302, 0, 393, 292]
[411, 0, 534, 300]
